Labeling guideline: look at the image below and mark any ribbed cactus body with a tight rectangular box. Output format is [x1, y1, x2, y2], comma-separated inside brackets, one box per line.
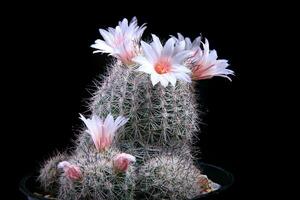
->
[137, 154, 205, 200]
[58, 147, 136, 200]
[38, 62, 204, 200]
[90, 63, 199, 159]
[38, 152, 68, 194]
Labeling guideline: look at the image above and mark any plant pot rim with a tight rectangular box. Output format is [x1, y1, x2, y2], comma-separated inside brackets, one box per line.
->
[191, 162, 234, 199]
[20, 162, 234, 200]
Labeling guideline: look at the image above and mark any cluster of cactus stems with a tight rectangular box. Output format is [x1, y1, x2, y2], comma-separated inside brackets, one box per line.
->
[38, 17, 233, 200]
[90, 64, 199, 160]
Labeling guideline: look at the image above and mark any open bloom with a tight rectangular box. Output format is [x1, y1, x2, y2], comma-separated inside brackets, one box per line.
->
[133, 34, 192, 87]
[113, 153, 136, 172]
[80, 114, 128, 151]
[190, 39, 234, 81]
[91, 17, 146, 65]
[58, 161, 82, 180]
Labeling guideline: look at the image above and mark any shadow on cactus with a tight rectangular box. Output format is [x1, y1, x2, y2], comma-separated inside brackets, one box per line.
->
[33, 17, 234, 200]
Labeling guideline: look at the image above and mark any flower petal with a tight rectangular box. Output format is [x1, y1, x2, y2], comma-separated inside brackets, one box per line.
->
[162, 38, 175, 57]
[151, 34, 163, 55]
[159, 76, 169, 87]
[114, 116, 128, 130]
[141, 41, 157, 63]
[150, 74, 160, 86]
[164, 73, 177, 86]
[99, 29, 114, 46]
[91, 39, 114, 54]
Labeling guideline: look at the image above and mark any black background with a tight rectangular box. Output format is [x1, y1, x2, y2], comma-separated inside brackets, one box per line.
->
[4, 2, 282, 199]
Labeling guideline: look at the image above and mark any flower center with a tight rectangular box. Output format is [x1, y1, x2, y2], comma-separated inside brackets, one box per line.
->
[154, 61, 170, 74]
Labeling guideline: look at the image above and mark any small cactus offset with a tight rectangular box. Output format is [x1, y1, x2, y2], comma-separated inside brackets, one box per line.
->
[137, 154, 220, 200]
[57, 148, 136, 200]
[39, 152, 69, 194]
[38, 17, 233, 199]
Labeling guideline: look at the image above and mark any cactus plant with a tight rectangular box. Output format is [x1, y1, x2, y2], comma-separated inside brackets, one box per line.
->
[57, 147, 136, 200]
[38, 17, 233, 200]
[90, 63, 199, 160]
[39, 152, 69, 194]
[137, 154, 220, 200]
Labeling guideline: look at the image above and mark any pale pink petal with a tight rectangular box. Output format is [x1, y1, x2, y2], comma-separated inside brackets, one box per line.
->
[192, 36, 202, 48]
[114, 116, 129, 130]
[177, 33, 185, 40]
[99, 29, 114, 46]
[104, 114, 115, 132]
[113, 153, 136, 172]
[208, 50, 218, 61]
[173, 50, 192, 64]
[173, 40, 186, 54]
[79, 114, 98, 148]
[136, 64, 155, 74]
[162, 38, 175, 57]
[141, 41, 157, 63]
[174, 72, 192, 83]
[150, 74, 160, 86]
[159, 76, 169, 87]
[172, 64, 191, 73]
[151, 34, 163, 55]
[91, 39, 114, 54]
[164, 73, 176, 86]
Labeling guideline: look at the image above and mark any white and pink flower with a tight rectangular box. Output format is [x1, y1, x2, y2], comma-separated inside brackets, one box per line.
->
[58, 161, 82, 180]
[189, 39, 234, 81]
[113, 153, 136, 172]
[133, 34, 192, 87]
[80, 114, 128, 151]
[173, 33, 234, 81]
[91, 17, 146, 65]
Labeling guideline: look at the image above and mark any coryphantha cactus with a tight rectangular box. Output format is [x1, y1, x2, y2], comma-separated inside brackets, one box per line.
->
[90, 62, 199, 160]
[38, 152, 69, 194]
[137, 154, 220, 199]
[57, 148, 136, 200]
[38, 17, 233, 200]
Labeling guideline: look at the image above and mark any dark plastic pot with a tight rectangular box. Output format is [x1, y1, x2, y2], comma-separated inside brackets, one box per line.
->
[191, 163, 234, 199]
[20, 162, 233, 200]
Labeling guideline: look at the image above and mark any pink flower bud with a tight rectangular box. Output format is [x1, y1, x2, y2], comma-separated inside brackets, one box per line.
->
[113, 153, 136, 172]
[58, 161, 82, 180]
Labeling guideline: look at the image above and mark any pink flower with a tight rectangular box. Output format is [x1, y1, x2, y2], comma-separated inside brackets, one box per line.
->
[113, 153, 136, 172]
[57, 161, 82, 180]
[133, 34, 192, 87]
[189, 39, 234, 81]
[91, 17, 146, 65]
[80, 114, 128, 151]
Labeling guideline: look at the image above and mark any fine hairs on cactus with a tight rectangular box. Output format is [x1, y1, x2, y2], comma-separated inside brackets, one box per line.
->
[58, 148, 136, 200]
[90, 62, 199, 160]
[38, 152, 68, 194]
[137, 154, 220, 200]
[38, 17, 233, 200]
